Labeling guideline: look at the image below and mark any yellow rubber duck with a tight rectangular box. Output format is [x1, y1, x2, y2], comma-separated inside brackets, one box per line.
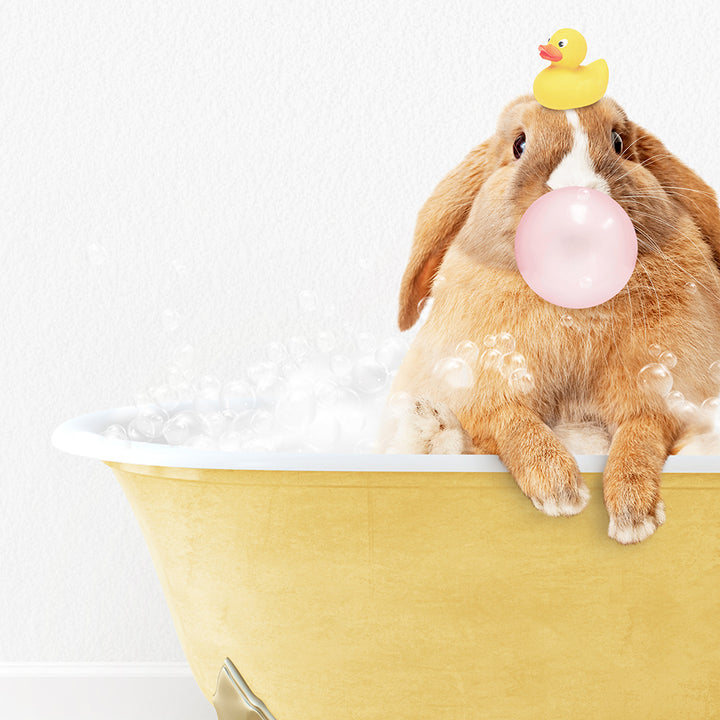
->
[533, 28, 609, 110]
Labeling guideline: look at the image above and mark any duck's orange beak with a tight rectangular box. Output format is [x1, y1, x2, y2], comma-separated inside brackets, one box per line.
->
[539, 44, 563, 62]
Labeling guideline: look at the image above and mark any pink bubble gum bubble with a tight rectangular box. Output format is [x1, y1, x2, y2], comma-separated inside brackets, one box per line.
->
[514, 186, 638, 309]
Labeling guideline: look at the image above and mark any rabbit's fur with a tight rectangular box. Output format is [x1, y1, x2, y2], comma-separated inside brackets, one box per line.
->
[380, 95, 720, 544]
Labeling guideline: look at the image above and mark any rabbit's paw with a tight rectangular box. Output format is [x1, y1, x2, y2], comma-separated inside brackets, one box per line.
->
[527, 475, 591, 517]
[607, 500, 665, 545]
[385, 396, 474, 454]
[604, 465, 665, 544]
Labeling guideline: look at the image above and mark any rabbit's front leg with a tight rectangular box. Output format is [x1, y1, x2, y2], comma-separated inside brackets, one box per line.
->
[603, 412, 678, 544]
[379, 395, 475, 454]
[463, 404, 590, 516]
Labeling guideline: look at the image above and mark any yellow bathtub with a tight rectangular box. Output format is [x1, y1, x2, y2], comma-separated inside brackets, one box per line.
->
[53, 407, 720, 719]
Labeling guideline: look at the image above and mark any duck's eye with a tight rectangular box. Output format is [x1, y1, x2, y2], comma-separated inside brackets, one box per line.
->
[558, 39, 568, 48]
[611, 130, 623, 154]
[513, 133, 526, 159]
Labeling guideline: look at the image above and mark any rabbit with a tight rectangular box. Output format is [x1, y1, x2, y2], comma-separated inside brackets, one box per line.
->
[379, 95, 720, 544]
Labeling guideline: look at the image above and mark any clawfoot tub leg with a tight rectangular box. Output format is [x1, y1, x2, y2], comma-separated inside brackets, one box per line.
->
[213, 659, 277, 720]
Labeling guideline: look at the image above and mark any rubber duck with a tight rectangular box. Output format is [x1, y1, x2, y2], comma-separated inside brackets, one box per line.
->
[533, 28, 609, 110]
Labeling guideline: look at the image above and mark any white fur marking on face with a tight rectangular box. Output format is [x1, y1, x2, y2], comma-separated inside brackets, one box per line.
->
[547, 110, 610, 194]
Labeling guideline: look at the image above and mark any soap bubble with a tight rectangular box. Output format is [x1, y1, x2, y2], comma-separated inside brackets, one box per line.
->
[330, 354, 354, 381]
[432, 356, 473, 388]
[201, 411, 230, 438]
[353, 357, 388, 394]
[483, 334, 497, 348]
[703, 398, 720, 433]
[560, 314, 573, 328]
[674, 401, 700, 425]
[455, 341, 480, 366]
[665, 390, 686, 411]
[356, 332, 376, 354]
[375, 337, 409, 370]
[277, 357, 299, 380]
[496, 332, 515, 355]
[417, 296, 434, 319]
[659, 351, 677, 369]
[263, 377, 289, 406]
[221, 409, 239, 429]
[701, 396, 720, 418]
[638, 363, 673, 397]
[247, 363, 279, 391]
[220, 380, 256, 415]
[387, 391, 414, 417]
[315, 330, 337, 355]
[163, 411, 203, 445]
[250, 409, 274, 434]
[103, 424, 129, 444]
[288, 353, 329, 386]
[354, 437, 379, 453]
[305, 412, 342, 451]
[288, 336, 312, 362]
[501, 351, 526, 378]
[709, 361, 720, 385]
[433, 274, 447, 291]
[480, 348, 503, 370]
[127, 418, 153, 442]
[685, 281, 697, 294]
[150, 384, 181, 412]
[193, 375, 222, 413]
[218, 430, 247, 452]
[186, 434, 218, 450]
[648, 343, 663, 358]
[241, 436, 279, 452]
[135, 406, 169, 439]
[127, 325, 545, 452]
[334, 387, 366, 436]
[265, 342, 288, 364]
[276, 387, 316, 429]
[509, 368, 535, 393]
[313, 379, 340, 407]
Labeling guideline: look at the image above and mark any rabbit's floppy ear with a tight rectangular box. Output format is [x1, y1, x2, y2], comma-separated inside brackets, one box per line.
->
[398, 138, 496, 331]
[628, 123, 720, 269]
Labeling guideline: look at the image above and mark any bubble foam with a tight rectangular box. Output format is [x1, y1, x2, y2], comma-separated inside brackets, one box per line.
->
[110, 327, 410, 454]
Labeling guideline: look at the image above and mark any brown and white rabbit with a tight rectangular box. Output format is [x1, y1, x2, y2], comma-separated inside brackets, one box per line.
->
[379, 95, 720, 544]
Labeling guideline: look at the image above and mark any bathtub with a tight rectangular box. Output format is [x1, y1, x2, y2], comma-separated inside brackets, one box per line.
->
[53, 406, 720, 719]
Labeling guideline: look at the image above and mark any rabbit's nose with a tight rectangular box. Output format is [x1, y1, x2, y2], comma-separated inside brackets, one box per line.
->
[547, 109, 610, 195]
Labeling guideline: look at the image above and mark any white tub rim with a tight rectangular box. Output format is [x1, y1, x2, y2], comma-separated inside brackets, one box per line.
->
[50, 406, 720, 474]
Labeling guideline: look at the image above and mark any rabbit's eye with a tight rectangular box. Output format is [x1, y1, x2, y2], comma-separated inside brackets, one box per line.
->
[611, 130, 623, 155]
[558, 39, 568, 48]
[513, 133, 526, 160]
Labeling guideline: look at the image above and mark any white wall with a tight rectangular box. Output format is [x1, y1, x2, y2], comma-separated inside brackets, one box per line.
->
[1, 0, 718, 670]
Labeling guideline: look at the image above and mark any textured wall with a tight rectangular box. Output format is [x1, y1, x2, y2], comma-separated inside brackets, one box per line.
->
[1, 0, 718, 661]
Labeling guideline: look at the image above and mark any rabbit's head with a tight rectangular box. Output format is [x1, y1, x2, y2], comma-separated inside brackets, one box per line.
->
[398, 95, 720, 330]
